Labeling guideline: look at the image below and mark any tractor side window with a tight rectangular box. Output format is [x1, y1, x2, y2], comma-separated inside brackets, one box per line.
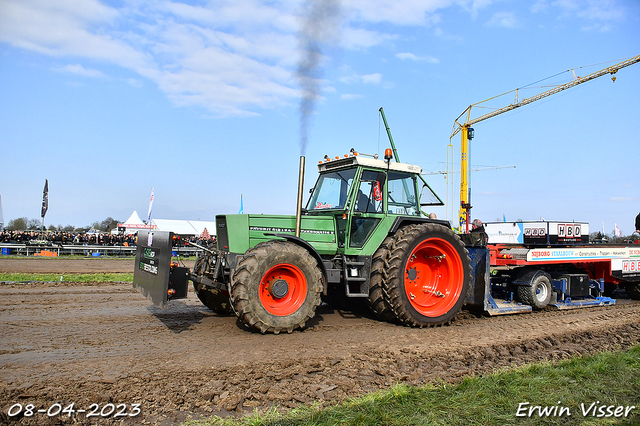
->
[355, 170, 385, 213]
[307, 168, 357, 211]
[387, 172, 418, 216]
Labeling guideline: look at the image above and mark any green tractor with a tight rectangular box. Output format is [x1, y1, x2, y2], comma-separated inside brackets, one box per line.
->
[142, 148, 473, 334]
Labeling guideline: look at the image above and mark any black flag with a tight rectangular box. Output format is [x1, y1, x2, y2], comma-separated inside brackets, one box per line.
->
[41, 179, 48, 218]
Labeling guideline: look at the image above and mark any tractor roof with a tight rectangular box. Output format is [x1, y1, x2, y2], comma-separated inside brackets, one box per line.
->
[317, 153, 422, 175]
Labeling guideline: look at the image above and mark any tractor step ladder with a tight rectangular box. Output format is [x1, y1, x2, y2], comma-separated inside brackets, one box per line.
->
[343, 256, 369, 298]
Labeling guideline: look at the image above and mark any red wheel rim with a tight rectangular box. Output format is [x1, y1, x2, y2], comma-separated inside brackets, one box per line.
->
[259, 263, 307, 316]
[403, 238, 464, 318]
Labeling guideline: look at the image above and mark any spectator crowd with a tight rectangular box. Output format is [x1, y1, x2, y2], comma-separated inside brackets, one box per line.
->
[1, 230, 138, 246]
[1, 230, 214, 247]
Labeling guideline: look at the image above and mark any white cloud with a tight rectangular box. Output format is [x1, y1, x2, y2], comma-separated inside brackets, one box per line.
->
[531, 0, 549, 13]
[485, 11, 519, 28]
[340, 72, 383, 85]
[396, 52, 439, 63]
[0, 0, 537, 117]
[127, 78, 143, 88]
[0, 0, 145, 66]
[576, 0, 624, 21]
[550, 0, 624, 21]
[362, 73, 382, 84]
[456, 0, 497, 20]
[0, 0, 298, 116]
[342, 27, 398, 50]
[341, 93, 363, 100]
[56, 64, 106, 78]
[580, 23, 612, 32]
[345, 0, 456, 25]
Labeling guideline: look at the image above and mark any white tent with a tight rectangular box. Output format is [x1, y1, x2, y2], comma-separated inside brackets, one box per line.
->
[117, 210, 154, 234]
[150, 219, 216, 236]
[124, 211, 145, 225]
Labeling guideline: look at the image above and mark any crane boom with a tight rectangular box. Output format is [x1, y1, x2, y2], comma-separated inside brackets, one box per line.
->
[452, 55, 640, 137]
[450, 55, 640, 231]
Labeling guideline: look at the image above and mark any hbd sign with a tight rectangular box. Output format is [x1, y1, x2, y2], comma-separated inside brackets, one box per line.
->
[622, 260, 639, 273]
[558, 224, 581, 238]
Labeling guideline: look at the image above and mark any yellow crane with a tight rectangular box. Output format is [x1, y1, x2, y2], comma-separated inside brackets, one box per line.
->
[450, 54, 640, 232]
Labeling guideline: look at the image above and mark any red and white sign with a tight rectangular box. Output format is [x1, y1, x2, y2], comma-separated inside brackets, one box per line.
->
[622, 260, 639, 273]
[117, 223, 156, 229]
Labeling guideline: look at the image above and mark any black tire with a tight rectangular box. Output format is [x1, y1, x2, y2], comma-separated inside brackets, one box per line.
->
[383, 223, 471, 327]
[368, 234, 400, 323]
[193, 282, 233, 315]
[517, 273, 552, 309]
[192, 253, 233, 314]
[625, 282, 640, 300]
[230, 241, 323, 334]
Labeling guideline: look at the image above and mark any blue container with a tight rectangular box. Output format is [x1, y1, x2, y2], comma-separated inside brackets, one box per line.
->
[1, 248, 10, 255]
[171, 251, 178, 257]
[91, 252, 101, 257]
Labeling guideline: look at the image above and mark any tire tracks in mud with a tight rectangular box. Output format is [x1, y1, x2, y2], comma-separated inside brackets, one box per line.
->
[0, 283, 639, 425]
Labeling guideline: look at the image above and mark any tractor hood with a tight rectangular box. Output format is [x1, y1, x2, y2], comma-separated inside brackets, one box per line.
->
[216, 214, 338, 256]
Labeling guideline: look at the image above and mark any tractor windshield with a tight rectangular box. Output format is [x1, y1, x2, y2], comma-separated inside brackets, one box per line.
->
[307, 168, 357, 211]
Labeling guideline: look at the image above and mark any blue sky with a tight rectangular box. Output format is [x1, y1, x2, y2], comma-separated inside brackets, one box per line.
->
[0, 0, 639, 234]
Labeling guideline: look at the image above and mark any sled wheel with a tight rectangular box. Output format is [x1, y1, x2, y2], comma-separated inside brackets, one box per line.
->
[231, 241, 323, 334]
[517, 273, 552, 309]
[625, 282, 640, 300]
[383, 223, 471, 327]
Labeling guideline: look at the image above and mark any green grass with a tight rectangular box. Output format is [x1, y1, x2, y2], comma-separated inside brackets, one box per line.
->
[0, 272, 133, 283]
[184, 345, 640, 426]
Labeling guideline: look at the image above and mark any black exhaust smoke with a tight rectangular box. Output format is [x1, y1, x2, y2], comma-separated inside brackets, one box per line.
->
[296, 0, 341, 156]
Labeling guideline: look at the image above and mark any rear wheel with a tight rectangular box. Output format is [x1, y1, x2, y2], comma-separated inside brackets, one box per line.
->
[368, 234, 399, 323]
[517, 274, 552, 309]
[383, 224, 471, 327]
[231, 241, 323, 334]
[192, 253, 232, 314]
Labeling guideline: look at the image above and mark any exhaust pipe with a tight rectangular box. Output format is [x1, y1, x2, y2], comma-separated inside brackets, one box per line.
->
[295, 156, 305, 237]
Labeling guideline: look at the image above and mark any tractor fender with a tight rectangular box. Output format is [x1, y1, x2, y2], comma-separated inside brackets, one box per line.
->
[389, 216, 450, 234]
[264, 233, 328, 291]
[512, 269, 551, 287]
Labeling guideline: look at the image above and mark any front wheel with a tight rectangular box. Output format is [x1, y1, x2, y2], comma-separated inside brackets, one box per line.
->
[383, 224, 471, 327]
[192, 252, 232, 314]
[193, 281, 232, 315]
[230, 241, 323, 334]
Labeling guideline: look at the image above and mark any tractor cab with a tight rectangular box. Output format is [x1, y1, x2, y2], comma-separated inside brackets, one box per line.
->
[305, 151, 439, 251]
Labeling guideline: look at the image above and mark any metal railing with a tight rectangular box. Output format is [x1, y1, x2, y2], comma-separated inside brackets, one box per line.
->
[0, 243, 202, 257]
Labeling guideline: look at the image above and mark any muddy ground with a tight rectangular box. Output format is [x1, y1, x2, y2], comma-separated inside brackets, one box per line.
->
[0, 257, 639, 425]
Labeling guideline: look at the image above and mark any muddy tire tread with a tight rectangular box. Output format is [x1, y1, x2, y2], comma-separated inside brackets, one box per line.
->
[368, 230, 413, 323]
[230, 241, 323, 334]
[192, 253, 232, 315]
[382, 223, 471, 327]
[517, 274, 552, 309]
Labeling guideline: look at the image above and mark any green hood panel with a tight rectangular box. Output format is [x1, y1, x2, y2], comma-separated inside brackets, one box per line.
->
[224, 214, 337, 255]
